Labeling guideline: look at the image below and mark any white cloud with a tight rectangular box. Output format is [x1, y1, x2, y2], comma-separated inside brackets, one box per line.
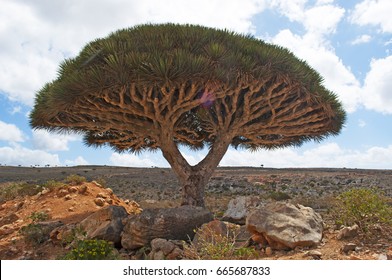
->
[0, 145, 60, 166]
[351, 34, 372, 45]
[32, 129, 81, 151]
[110, 152, 156, 167]
[220, 143, 392, 169]
[0, 120, 26, 143]
[10, 106, 22, 115]
[271, 29, 361, 113]
[0, 0, 267, 106]
[64, 156, 89, 166]
[350, 0, 392, 33]
[269, 0, 344, 36]
[361, 55, 392, 114]
[358, 119, 366, 128]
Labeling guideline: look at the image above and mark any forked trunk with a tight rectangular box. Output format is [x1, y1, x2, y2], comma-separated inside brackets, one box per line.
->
[161, 131, 232, 208]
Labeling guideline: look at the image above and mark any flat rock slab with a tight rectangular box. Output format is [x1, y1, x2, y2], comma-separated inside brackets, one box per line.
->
[246, 202, 323, 250]
[79, 205, 129, 246]
[222, 196, 263, 225]
[121, 206, 213, 250]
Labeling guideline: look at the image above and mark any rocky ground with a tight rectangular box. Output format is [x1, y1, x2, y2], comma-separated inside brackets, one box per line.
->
[0, 165, 391, 260]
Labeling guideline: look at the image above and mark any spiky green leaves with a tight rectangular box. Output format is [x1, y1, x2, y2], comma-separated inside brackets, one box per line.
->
[30, 23, 346, 154]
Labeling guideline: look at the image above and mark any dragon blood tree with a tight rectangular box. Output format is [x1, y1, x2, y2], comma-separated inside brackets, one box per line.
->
[30, 24, 346, 207]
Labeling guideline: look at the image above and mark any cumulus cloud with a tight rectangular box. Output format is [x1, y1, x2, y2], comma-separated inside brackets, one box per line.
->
[0, 120, 26, 143]
[351, 34, 372, 45]
[0, 145, 60, 166]
[0, 0, 266, 106]
[220, 143, 392, 169]
[64, 156, 89, 166]
[271, 29, 361, 113]
[350, 0, 392, 33]
[361, 55, 392, 114]
[32, 129, 81, 151]
[109, 153, 156, 167]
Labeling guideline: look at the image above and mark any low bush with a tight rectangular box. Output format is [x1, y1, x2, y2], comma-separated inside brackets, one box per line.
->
[43, 180, 65, 190]
[61, 239, 120, 260]
[268, 191, 291, 201]
[0, 182, 43, 203]
[65, 174, 86, 185]
[19, 211, 51, 246]
[183, 226, 259, 260]
[334, 187, 392, 231]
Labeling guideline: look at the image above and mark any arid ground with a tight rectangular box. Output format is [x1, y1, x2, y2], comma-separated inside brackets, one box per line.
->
[0, 165, 391, 260]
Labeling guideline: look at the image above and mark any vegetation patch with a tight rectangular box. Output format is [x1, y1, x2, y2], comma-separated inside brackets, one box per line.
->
[61, 239, 120, 260]
[334, 187, 392, 231]
[19, 211, 51, 246]
[65, 174, 86, 185]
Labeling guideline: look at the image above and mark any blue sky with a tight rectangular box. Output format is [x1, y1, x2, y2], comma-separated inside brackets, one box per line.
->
[0, 0, 391, 169]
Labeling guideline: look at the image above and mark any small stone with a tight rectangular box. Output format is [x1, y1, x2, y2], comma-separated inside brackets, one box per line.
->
[79, 184, 88, 194]
[94, 197, 106, 207]
[97, 192, 108, 199]
[41, 188, 50, 195]
[151, 238, 176, 255]
[64, 194, 72, 200]
[106, 198, 113, 204]
[378, 254, 388, 260]
[124, 199, 130, 204]
[265, 247, 273, 256]
[152, 250, 165, 260]
[306, 250, 322, 259]
[337, 224, 359, 240]
[68, 207, 75, 212]
[0, 213, 20, 227]
[0, 225, 15, 236]
[166, 247, 183, 260]
[106, 188, 114, 195]
[349, 255, 362, 260]
[342, 243, 357, 254]
[58, 189, 68, 197]
[68, 186, 78, 193]
[91, 181, 102, 188]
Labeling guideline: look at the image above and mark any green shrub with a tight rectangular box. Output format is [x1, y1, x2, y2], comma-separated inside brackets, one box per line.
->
[19, 211, 51, 246]
[65, 174, 86, 185]
[268, 191, 291, 201]
[334, 188, 392, 231]
[43, 180, 65, 190]
[29, 211, 49, 223]
[183, 227, 259, 260]
[61, 239, 120, 260]
[0, 182, 43, 202]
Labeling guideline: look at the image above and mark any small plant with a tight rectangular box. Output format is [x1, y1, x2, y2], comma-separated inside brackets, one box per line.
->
[0, 182, 43, 203]
[334, 187, 392, 231]
[19, 211, 51, 246]
[29, 211, 50, 222]
[183, 225, 259, 260]
[268, 191, 291, 201]
[43, 180, 65, 190]
[65, 174, 86, 185]
[61, 239, 120, 260]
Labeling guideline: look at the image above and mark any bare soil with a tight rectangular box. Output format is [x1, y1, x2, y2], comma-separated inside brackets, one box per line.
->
[0, 165, 391, 260]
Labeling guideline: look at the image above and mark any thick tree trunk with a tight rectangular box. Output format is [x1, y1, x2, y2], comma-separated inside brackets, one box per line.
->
[160, 127, 232, 207]
[180, 172, 209, 207]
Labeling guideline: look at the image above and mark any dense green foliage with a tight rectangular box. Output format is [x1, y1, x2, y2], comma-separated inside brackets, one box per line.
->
[30, 23, 345, 152]
[335, 188, 392, 230]
[62, 239, 119, 260]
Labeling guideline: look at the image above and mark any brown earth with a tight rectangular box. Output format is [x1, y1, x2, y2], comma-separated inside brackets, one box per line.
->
[0, 165, 391, 260]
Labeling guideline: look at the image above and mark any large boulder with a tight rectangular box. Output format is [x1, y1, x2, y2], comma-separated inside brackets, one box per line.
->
[222, 196, 263, 225]
[246, 202, 323, 250]
[121, 206, 213, 250]
[79, 205, 129, 246]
